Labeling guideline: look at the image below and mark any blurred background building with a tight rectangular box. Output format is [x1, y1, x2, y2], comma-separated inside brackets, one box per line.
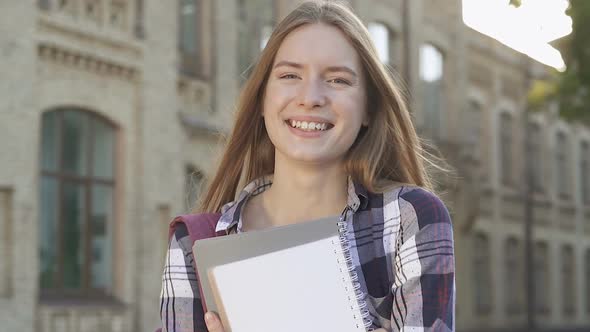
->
[0, 0, 588, 331]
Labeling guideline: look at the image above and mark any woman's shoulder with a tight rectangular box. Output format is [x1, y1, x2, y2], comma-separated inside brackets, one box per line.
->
[382, 183, 452, 229]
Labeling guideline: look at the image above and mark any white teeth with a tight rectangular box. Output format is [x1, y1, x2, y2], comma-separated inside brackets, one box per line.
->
[288, 120, 330, 131]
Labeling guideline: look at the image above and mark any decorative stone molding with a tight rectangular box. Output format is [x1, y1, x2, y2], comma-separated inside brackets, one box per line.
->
[38, 0, 134, 35]
[178, 111, 225, 137]
[38, 304, 128, 332]
[38, 43, 139, 81]
[177, 76, 212, 109]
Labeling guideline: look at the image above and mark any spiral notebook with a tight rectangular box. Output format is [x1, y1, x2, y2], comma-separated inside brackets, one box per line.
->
[192, 216, 371, 332]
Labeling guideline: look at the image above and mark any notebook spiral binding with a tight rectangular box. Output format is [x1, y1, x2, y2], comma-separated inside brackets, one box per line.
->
[337, 210, 374, 331]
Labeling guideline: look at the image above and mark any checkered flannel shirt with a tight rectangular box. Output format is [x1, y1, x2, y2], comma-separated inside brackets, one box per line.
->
[160, 176, 455, 331]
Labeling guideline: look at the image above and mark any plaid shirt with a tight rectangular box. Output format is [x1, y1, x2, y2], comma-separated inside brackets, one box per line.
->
[160, 176, 455, 331]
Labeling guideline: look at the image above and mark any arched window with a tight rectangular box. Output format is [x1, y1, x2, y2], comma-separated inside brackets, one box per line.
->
[419, 43, 444, 138]
[500, 112, 513, 185]
[39, 109, 116, 297]
[528, 122, 543, 192]
[178, 0, 212, 78]
[580, 141, 590, 203]
[237, 0, 275, 81]
[505, 237, 524, 314]
[562, 245, 576, 315]
[534, 242, 550, 314]
[585, 248, 590, 314]
[465, 99, 482, 157]
[473, 233, 492, 314]
[556, 132, 570, 198]
[368, 22, 392, 65]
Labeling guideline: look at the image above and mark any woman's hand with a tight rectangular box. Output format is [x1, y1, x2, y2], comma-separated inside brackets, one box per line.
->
[204, 312, 225, 332]
[205, 311, 388, 332]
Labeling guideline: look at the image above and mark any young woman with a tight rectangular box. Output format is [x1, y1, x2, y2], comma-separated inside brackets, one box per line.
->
[160, 1, 455, 331]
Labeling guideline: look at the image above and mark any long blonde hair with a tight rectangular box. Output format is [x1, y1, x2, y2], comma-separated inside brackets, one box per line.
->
[198, 1, 438, 213]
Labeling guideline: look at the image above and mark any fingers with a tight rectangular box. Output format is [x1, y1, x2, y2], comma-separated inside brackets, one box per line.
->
[204, 312, 225, 332]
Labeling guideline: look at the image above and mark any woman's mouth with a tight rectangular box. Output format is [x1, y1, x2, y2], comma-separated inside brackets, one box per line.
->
[285, 119, 334, 132]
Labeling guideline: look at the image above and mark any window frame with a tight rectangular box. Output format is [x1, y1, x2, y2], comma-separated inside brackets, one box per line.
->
[504, 237, 524, 314]
[473, 233, 492, 314]
[499, 112, 513, 186]
[368, 22, 394, 66]
[585, 248, 590, 314]
[178, 0, 211, 79]
[561, 245, 576, 315]
[419, 43, 445, 139]
[580, 141, 590, 204]
[555, 131, 570, 199]
[39, 109, 117, 300]
[528, 122, 544, 193]
[534, 242, 550, 314]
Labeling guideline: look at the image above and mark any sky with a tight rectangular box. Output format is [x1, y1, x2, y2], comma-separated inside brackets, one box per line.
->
[462, 0, 573, 71]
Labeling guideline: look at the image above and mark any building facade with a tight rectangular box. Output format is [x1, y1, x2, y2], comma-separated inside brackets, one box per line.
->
[0, 0, 588, 331]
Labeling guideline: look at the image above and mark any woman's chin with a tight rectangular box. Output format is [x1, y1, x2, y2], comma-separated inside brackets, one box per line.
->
[280, 150, 341, 165]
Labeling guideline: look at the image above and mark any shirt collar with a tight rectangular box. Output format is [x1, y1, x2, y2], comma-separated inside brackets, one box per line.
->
[215, 174, 369, 234]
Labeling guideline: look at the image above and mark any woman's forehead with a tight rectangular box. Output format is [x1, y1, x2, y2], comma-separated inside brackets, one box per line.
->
[273, 23, 361, 71]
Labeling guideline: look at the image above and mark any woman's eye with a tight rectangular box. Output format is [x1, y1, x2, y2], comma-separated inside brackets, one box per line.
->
[328, 78, 351, 85]
[280, 74, 299, 79]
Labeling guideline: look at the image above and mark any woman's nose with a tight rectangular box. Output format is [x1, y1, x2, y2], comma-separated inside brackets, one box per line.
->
[296, 79, 327, 109]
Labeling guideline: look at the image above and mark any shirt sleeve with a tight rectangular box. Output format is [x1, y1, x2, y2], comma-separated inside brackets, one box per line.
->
[390, 187, 455, 331]
[160, 223, 208, 332]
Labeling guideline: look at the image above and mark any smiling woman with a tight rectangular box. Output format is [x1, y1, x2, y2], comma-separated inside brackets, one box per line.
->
[263, 23, 368, 164]
[159, 1, 455, 331]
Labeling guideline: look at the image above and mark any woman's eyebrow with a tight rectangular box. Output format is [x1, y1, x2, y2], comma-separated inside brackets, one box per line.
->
[325, 66, 357, 77]
[274, 61, 358, 77]
[273, 60, 303, 69]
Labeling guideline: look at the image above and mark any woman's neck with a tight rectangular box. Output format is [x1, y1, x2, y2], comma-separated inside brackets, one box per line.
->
[246, 158, 349, 229]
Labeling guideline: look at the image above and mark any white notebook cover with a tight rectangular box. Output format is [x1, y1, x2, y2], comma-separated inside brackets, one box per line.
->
[192, 216, 367, 332]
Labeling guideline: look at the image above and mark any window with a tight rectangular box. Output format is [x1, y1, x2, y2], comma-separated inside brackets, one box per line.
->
[185, 165, 204, 212]
[368, 22, 392, 65]
[0, 188, 14, 297]
[585, 249, 590, 314]
[528, 123, 543, 192]
[562, 245, 576, 315]
[505, 237, 524, 314]
[473, 233, 492, 313]
[179, 0, 200, 66]
[556, 132, 570, 198]
[534, 242, 549, 313]
[237, 0, 275, 81]
[134, 0, 145, 38]
[420, 44, 444, 138]
[178, 0, 210, 78]
[500, 113, 513, 185]
[39, 110, 116, 298]
[465, 100, 482, 157]
[581, 141, 590, 204]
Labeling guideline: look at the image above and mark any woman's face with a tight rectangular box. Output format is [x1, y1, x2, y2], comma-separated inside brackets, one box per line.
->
[262, 23, 368, 166]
